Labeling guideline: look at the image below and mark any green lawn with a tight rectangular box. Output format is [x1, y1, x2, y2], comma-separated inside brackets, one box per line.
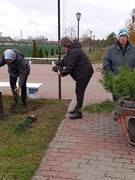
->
[0, 96, 70, 180]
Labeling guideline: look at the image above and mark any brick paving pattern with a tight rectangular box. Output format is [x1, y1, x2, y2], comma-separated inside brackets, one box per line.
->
[1, 63, 135, 180]
[32, 112, 135, 180]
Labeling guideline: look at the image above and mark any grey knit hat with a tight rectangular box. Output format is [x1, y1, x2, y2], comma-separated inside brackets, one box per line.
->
[4, 49, 16, 60]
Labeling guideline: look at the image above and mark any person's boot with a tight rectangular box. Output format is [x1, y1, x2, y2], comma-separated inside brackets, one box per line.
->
[69, 107, 77, 114]
[69, 108, 82, 119]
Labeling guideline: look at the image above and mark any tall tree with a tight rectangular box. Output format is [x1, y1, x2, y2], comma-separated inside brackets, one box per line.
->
[56, 49, 58, 55]
[105, 32, 117, 46]
[32, 40, 38, 57]
[125, 8, 135, 44]
[51, 47, 54, 56]
[45, 49, 49, 57]
[64, 22, 76, 39]
[39, 48, 44, 58]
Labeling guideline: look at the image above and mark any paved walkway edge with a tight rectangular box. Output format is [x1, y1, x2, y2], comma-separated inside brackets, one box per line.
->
[32, 99, 76, 179]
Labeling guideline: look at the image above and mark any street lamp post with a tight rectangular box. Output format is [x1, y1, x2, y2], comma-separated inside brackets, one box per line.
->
[89, 30, 92, 52]
[57, 0, 61, 99]
[76, 12, 81, 40]
[93, 35, 95, 50]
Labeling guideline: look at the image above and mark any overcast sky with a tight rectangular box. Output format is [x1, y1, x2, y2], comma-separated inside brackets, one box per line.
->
[0, 0, 134, 40]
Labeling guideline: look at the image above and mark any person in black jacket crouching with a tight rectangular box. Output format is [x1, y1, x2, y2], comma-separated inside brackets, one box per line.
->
[0, 49, 30, 108]
[52, 37, 94, 119]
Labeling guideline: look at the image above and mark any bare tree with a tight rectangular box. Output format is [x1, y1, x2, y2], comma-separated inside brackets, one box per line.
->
[125, 8, 135, 44]
[81, 34, 89, 49]
[64, 22, 77, 40]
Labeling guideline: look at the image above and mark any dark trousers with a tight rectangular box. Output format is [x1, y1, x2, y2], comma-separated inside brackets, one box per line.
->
[9, 75, 28, 104]
[75, 76, 91, 109]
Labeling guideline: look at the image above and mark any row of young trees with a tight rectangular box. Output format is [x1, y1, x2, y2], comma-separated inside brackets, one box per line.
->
[31, 40, 58, 58]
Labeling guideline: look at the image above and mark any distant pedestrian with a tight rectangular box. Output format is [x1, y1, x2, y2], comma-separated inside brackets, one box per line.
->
[52, 37, 94, 119]
[0, 49, 30, 108]
[103, 28, 135, 120]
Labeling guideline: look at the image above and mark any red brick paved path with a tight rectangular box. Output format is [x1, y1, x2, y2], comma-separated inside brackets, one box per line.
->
[1, 64, 135, 180]
[33, 113, 135, 180]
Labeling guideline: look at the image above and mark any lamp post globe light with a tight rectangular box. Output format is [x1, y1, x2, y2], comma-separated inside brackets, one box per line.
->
[76, 12, 81, 40]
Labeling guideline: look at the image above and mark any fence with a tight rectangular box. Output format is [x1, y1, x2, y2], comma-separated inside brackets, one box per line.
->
[0, 41, 59, 57]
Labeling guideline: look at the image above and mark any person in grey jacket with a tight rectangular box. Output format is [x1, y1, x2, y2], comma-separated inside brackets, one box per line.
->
[103, 28, 135, 120]
[0, 49, 30, 108]
[103, 28, 135, 74]
[52, 37, 94, 119]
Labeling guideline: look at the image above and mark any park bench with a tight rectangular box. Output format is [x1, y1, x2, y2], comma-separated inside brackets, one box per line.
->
[0, 82, 43, 99]
[25, 57, 58, 64]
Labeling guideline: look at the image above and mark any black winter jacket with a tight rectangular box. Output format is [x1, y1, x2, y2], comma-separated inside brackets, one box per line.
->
[56, 40, 94, 81]
[0, 49, 30, 86]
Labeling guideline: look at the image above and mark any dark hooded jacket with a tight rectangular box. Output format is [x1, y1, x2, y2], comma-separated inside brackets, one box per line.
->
[103, 41, 135, 74]
[56, 40, 94, 81]
[0, 49, 30, 86]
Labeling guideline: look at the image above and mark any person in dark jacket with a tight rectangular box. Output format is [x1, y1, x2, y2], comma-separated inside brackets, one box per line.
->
[103, 28, 135, 120]
[52, 37, 94, 119]
[0, 49, 30, 108]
